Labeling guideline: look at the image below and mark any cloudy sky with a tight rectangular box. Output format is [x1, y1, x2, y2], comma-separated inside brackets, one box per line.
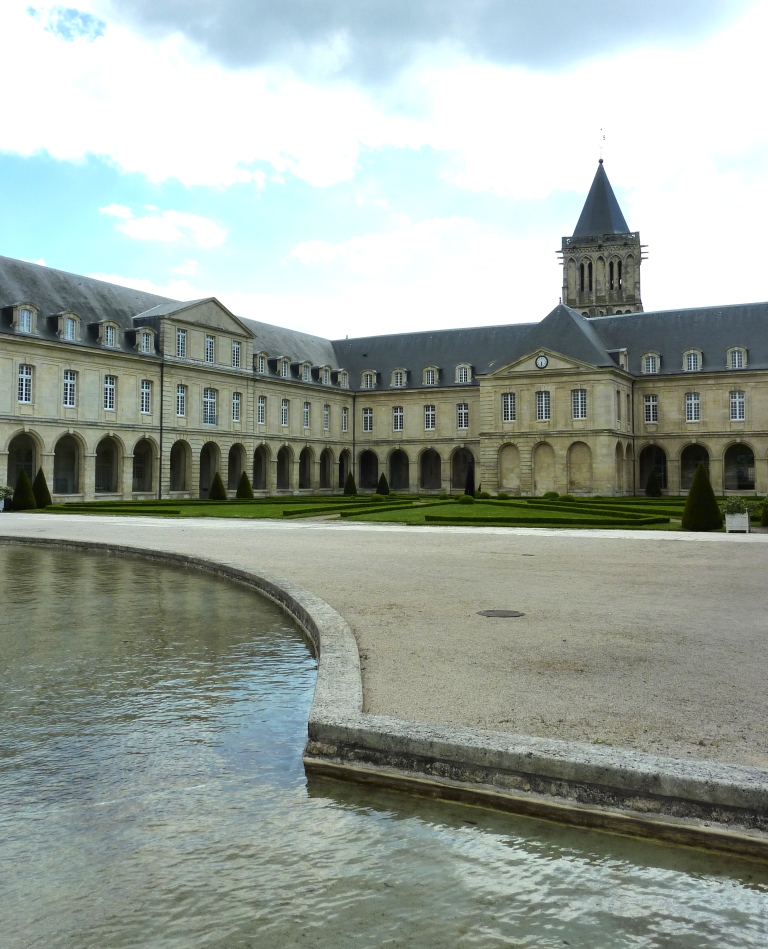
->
[2, 0, 766, 339]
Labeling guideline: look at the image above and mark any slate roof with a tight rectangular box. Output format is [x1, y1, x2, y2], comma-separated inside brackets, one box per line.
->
[572, 161, 631, 238]
[2, 254, 767, 385]
[592, 303, 768, 375]
[331, 322, 535, 388]
[0, 255, 170, 353]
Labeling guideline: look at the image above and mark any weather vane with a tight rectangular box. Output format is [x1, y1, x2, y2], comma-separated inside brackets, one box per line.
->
[600, 128, 605, 162]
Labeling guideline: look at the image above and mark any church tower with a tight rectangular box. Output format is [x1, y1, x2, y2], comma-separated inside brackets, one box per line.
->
[560, 160, 644, 317]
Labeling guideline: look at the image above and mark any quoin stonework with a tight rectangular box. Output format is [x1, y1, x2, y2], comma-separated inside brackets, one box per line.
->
[2, 163, 766, 501]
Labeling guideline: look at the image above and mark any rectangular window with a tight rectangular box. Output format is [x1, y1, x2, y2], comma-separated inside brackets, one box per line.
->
[281, 360, 289, 378]
[104, 374, 116, 411]
[176, 328, 187, 358]
[363, 373, 374, 389]
[257, 395, 266, 425]
[502, 392, 516, 422]
[393, 370, 404, 387]
[730, 390, 746, 421]
[730, 349, 744, 369]
[424, 404, 436, 431]
[104, 325, 115, 348]
[323, 368, 330, 385]
[644, 354, 658, 374]
[303, 401, 311, 428]
[232, 391, 241, 423]
[685, 392, 700, 422]
[19, 308, 31, 333]
[362, 407, 373, 432]
[572, 389, 587, 420]
[205, 335, 215, 364]
[232, 341, 241, 368]
[140, 332, 152, 354]
[393, 405, 404, 431]
[63, 369, 76, 407]
[424, 368, 436, 386]
[686, 352, 699, 372]
[64, 317, 76, 341]
[341, 406, 349, 432]
[18, 364, 33, 403]
[257, 354, 266, 373]
[302, 364, 310, 382]
[457, 402, 469, 429]
[203, 388, 217, 425]
[140, 379, 152, 415]
[644, 394, 658, 423]
[340, 373, 348, 389]
[627, 392, 631, 425]
[281, 398, 289, 427]
[323, 404, 330, 431]
[616, 390, 621, 423]
[457, 366, 469, 384]
[536, 390, 551, 421]
[176, 384, 186, 417]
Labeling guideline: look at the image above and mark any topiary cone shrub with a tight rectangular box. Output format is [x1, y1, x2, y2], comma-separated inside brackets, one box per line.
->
[376, 473, 390, 495]
[644, 469, 662, 497]
[32, 468, 53, 508]
[761, 499, 768, 528]
[464, 463, 476, 497]
[208, 471, 228, 501]
[343, 472, 357, 496]
[236, 470, 254, 499]
[681, 462, 723, 532]
[12, 469, 37, 511]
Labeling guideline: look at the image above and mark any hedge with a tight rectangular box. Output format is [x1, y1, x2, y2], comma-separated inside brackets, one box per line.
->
[425, 514, 670, 527]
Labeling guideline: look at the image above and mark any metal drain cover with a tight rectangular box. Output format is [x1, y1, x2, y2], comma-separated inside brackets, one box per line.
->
[477, 609, 525, 618]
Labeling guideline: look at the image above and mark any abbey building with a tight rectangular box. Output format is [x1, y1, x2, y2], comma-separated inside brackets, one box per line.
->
[2, 163, 766, 500]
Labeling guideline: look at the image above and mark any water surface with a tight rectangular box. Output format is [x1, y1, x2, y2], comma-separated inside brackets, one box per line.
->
[1, 543, 767, 948]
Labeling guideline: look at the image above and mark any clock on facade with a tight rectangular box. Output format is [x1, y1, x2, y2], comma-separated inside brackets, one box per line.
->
[535, 355, 549, 368]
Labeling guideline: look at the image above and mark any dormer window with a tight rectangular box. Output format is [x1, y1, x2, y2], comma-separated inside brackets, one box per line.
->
[256, 352, 267, 374]
[104, 324, 116, 348]
[322, 367, 330, 385]
[642, 353, 659, 374]
[423, 367, 437, 386]
[455, 364, 471, 384]
[139, 331, 153, 354]
[302, 363, 311, 382]
[684, 350, 701, 372]
[14, 305, 38, 335]
[65, 317, 77, 341]
[339, 371, 349, 389]
[362, 371, 375, 389]
[727, 347, 747, 369]
[280, 359, 290, 378]
[392, 369, 406, 388]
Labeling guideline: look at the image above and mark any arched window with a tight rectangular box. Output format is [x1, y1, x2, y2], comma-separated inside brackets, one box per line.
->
[579, 263, 585, 293]
[609, 261, 614, 290]
[617, 260, 623, 288]
[588, 261, 593, 292]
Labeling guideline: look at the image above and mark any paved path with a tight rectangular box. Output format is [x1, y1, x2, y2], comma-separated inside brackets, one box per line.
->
[2, 514, 767, 768]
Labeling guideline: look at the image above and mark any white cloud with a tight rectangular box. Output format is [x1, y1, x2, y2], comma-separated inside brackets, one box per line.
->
[99, 203, 133, 218]
[99, 205, 226, 247]
[172, 258, 198, 276]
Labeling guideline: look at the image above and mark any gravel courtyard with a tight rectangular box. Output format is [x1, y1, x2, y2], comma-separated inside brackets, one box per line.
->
[2, 513, 766, 768]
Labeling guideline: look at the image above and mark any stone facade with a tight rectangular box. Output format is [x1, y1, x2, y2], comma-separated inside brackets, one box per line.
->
[2, 163, 766, 501]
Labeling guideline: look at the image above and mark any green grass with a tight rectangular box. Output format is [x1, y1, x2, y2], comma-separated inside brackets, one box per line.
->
[44, 493, 686, 529]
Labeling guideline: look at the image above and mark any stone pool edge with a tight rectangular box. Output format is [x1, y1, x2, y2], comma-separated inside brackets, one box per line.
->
[5, 534, 768, 860]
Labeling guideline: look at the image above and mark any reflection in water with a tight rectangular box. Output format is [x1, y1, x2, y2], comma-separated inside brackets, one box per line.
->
[1, 544, 767, 949]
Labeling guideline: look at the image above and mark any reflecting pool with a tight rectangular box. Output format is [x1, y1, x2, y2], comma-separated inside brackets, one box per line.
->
[1, 544, 767, 948]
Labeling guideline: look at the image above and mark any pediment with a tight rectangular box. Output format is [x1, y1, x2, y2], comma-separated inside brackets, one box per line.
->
[165, 298, 251, 338]
[489, 348, 598, 377]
